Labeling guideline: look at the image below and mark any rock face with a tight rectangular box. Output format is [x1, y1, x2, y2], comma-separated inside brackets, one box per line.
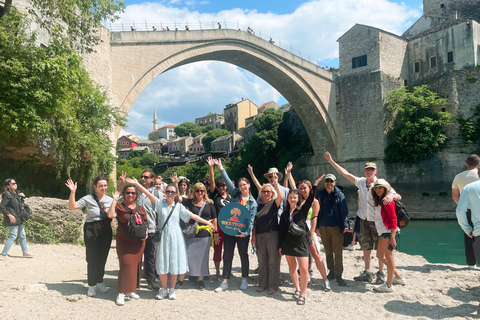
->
[25, 197, 85, 242]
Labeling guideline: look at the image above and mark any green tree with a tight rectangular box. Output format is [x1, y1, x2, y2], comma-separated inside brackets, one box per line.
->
[457, 104, 480, 144]
[174, 122, 203, 137]
[148, 131, 160, 141]
[202, 124, 214, 134]
[140, 152, 160, 167]
[2, 0, 125, 52]
[384, 85, 451, 163]
[202, 129, 230, 151]
[0, 9, 125, 194]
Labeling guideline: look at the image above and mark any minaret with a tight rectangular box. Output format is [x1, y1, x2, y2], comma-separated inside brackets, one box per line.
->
[153, 109, 158, 131]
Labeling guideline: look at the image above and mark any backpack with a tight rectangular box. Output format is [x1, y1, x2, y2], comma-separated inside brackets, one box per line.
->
[120, 204, 147, 240]
[392, 199, 410, 228]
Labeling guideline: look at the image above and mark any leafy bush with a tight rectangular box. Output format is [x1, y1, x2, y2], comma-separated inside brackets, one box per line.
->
[385, 86, 452, 163]
[457, 104, 480, 143]
[23, 220, 58, 244]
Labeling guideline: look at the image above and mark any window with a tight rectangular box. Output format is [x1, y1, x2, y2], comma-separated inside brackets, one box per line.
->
[352, 55, 367, 69]
[430, 56, 437, 68]
[414, 61, 420, 73]
[447, 50, 454, 63]
[440, 4, 445, 8]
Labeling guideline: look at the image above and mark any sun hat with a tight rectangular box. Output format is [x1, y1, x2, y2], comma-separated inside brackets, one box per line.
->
[324, 174, 337, 181]
[364, 162, 377, 169]
[373, 179, 391, 192]
[264, 168, 283, 181]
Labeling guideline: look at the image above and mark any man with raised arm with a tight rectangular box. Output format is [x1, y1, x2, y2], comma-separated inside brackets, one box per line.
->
[324, 151, 401, 284]
[452, 154, 480, 268]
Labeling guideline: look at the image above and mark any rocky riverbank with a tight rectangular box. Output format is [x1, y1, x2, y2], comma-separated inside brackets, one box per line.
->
[0, 241, 479, 319]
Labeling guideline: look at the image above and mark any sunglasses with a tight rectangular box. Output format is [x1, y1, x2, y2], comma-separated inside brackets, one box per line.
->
[125, 192, 136, 195]
[10, 182, 17, 185]
[372, 186, 385, 191]
[217, 185, 226, 188]
[262, 190, 272, 194]
[195, 189, 205, 193]
[165, 190, 176, 194]
[364, 168, 375, 172]
[325, 179, 334, 183]
[141, 175, 153, 179]
[155, 184, 162, 186]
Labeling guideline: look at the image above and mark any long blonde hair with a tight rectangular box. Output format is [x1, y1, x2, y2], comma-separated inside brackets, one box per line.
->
[192, 182, 213, 204]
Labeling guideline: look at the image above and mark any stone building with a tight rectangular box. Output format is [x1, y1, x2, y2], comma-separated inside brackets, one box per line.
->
[210, 132, 242, 153]
[118, 135, 138, 150]
[223, 99, 258, 136]
[167, 135, 193, 155]
[191, 133, 206, 155]
[195, 113, 223, 126]
[157, 124, 176, 140]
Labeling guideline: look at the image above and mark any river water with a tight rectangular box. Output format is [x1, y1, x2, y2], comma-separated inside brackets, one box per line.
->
[396, 220, 468, 265]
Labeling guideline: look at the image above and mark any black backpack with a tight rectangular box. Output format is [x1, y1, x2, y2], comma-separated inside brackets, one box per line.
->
[383, 199, 410, 228]
[120, 204, 147, 240]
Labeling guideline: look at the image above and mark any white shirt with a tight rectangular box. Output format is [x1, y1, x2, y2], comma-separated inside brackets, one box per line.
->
[452, 169, 479, 192]
[355, 177, 396, 221]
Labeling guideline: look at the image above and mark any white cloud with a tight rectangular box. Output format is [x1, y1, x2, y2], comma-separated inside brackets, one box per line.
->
[116, 0, 421, 138]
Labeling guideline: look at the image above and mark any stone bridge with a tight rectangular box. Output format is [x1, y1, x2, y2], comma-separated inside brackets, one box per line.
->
[109, 29, 337, 159]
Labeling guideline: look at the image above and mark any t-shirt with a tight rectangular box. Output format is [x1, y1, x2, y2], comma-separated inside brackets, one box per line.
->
[255, 200, 279, 234]
[76, 194, 114, 223]
[137, 187, 165, 233]
[183, 199, 217, 238]
[355, 177, 396, 221]
[211, 190, 232, 214]
[452, 169, 479, 192]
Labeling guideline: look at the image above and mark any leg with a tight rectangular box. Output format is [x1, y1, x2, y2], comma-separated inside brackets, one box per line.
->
[83, 222, 102, 287]
[465, 210, 476, 266]
[309, 244, 327, 281]
[237, 235, 250, 279]
[472, 236, 480, 266]
[17, 224, 28, 253]
[331, 227, 344, 276]
[96, 221, 112, 285]
[144, 233, 157, 283]
[286, 255, 299, 291]
[256, 233, 268, 289]
[221, 234, 236, 282]
[159, 274, 168, 289]
[297, 256, 309, 297]
[376, 239, 392, 286]
[213, 228, 224, 275]
[319, 226, 334, 274]
[265, 232, 280, 290]
[169, 274, 177, 289]
[364, 250, 372, 272]
[1, 225, 19, 256]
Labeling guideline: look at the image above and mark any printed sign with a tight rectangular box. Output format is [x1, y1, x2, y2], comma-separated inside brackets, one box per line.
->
[218, 202, 251, 236]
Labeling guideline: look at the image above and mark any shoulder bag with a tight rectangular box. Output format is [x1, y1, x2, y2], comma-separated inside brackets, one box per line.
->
[182, 202, 206, 240]
[155, 204, 176, 243]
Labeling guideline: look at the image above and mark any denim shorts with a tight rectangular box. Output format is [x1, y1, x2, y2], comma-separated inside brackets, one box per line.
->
[378, 232, 391, 239]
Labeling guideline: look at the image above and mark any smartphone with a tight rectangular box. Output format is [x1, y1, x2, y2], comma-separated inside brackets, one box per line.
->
[388, 244, 394, 251]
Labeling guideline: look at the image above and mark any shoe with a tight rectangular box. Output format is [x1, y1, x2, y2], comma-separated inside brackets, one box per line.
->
[87, 286, 96, 297]
[267, 288, 277, 294]
[168, 288, 176, 300]
[240, 279, 248, 290]
[126, 292, 140, 299]
[256, 287, 266, 292]
[215, 273, 222, 282]
[198, 281, 206, 291]
[297, 295, 306, 305]
[175, 281, 183, 289]
[373, 283, 395, 293]
[253, 267, 259, 274]
[204, 276, 210, 281]
[116, 293, 125, 306]
[188, 276, 198, 284]
[215, 282, 228, 293]
[336, 275, 347, 286]
[0, 255, 6, 261]
[292, 289, 300, 299]
[327, 271, 336, 280]
[344, 244, 356, 251]
[375, 271, 386, 284]
[322, 279, 332, 292]
[392, 276, 406, 286]
[309, 269, 314, 277]
[22, 252, 33, 258]
[307, 275, 311, 287]
[468, 265, 477, 269]
[354, 270, 373, 282]
[155, 288, 168, 300]
[95, 282, 109, 293]
[147, 280, 160, 290]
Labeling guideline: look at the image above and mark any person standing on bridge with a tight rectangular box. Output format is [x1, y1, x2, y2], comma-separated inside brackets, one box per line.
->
[452, 154, 480, 268]
[324, 151, 401, 284]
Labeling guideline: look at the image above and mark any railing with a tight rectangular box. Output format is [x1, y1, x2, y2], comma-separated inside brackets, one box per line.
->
[104, 21, 335, 70]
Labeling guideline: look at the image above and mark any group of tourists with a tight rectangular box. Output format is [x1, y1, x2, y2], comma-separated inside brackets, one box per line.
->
[1, 152, 410, 306]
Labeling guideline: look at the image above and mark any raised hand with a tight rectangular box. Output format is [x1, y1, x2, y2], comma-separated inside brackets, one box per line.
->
[314, 174, 326, 186]
[113, 191, 122, 202]
[118, 171, 126, 185]
[206, 156, 214, 167]
[65, 179, 77, 193]
[171, 172, 178, 184]
[286, 162, 293, 172]
[125, 177, 139, 185]
[324, 151, 332, 162]
[247, 164, 254, 175]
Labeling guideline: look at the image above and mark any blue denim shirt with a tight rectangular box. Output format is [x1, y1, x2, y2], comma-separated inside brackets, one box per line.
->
[221, 169, 257, 236]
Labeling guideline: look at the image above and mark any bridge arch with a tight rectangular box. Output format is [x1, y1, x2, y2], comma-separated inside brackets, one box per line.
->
[110, 29, 337, 156]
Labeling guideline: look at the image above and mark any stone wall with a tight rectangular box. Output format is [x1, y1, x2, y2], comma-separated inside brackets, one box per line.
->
[423, 0, 480, 21]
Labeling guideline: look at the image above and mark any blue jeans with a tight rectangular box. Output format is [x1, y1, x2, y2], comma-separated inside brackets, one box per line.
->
[2, 224, 28, 255]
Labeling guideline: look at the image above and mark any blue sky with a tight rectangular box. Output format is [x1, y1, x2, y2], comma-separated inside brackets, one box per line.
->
[117, 0, 423, 138]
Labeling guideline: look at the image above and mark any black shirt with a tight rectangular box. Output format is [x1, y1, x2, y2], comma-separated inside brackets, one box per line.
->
[184, 199, 217, 238]
[255, 200, 279, 234]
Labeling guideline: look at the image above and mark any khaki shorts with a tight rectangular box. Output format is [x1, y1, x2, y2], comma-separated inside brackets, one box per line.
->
[359, 219, 379, 251]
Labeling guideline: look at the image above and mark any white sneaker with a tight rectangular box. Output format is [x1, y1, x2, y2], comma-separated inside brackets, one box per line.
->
[323, 279, 332, 292]
[155, 288, 168, 300]
[240, 279, 248, 290]
[95, 282, 109, 293]
[87, 286, 96, 297]
[215, 282, 228, 293]
[373, 283, 395, 293]
[344, 244, 356, 251]
[126, 292, 140, 299]
[168, 288, 176, 300]
[392, 276, 406, 286]
[116, 293, 125, 306]
[468, 265, 477, 269]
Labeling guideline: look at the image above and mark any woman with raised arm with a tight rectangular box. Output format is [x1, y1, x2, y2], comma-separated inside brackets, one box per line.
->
[371, 179, 406, 293]
[278, 175, 319, 306]
[213, 158, 257, 292]
[251, 176, 283, 294]
[125, 178, 214, 300]
[65, 177, 113, 298]
[171, 172, 192, 203]
[1, 179, 32, 260]
[106, 184, 148, 306]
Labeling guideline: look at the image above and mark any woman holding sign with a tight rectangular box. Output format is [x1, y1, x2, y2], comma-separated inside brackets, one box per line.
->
[213, 159, 257, 293]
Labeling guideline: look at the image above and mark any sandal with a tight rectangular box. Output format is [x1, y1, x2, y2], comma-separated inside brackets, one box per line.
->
[297, 296, 305, 305]
[256, 287, 265, 292]
[292, 290, 300, 299]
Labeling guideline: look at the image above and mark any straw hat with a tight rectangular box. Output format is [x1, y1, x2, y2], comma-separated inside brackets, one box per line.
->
[264, 168, 283, 181]
[373, 179, 391, 192]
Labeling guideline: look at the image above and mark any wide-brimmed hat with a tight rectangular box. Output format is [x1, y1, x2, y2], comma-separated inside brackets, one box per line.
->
[264, 168, 283, 181]
[373, 179, 391, 192]
[324, 174, 337, 181]
[365, 162, 377, 169]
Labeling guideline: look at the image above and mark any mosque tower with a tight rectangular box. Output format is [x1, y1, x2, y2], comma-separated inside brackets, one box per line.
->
[153, 109, 158, 131]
